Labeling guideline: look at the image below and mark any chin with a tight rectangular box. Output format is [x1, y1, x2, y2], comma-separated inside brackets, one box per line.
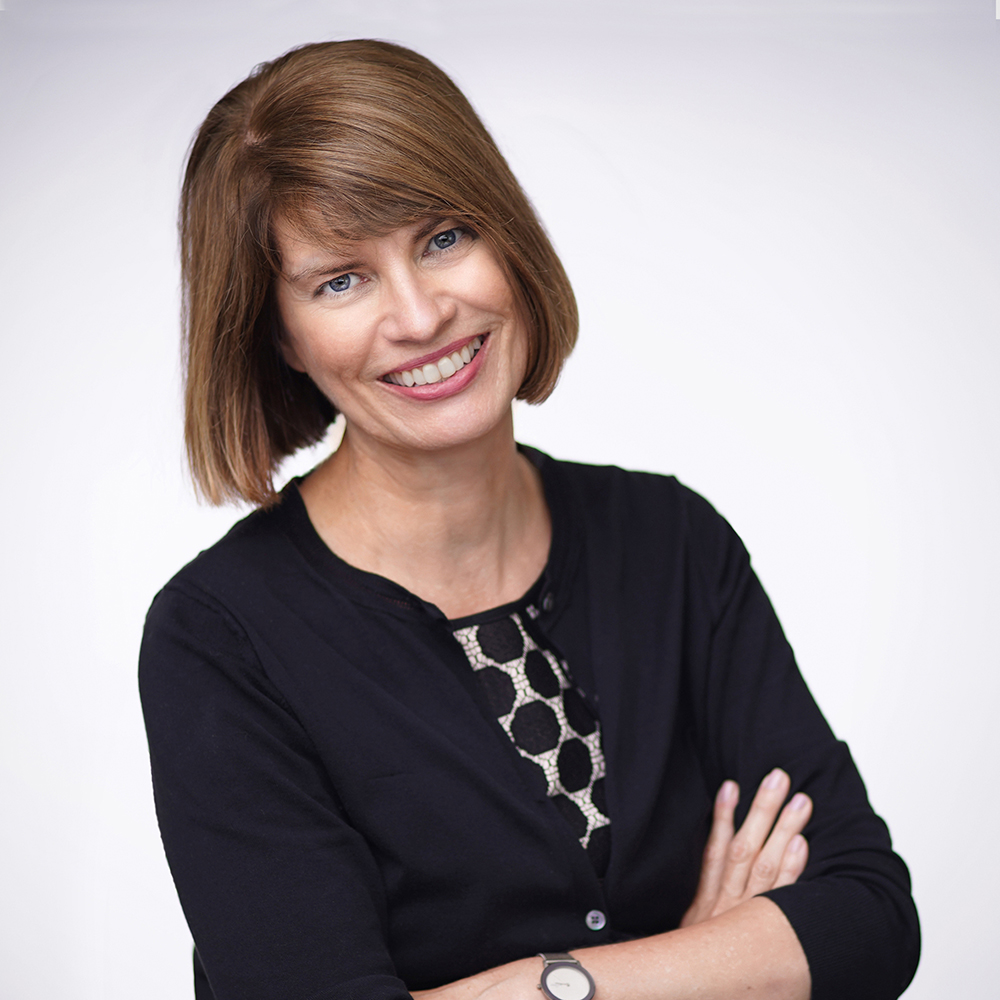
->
[390, 402, 515, 455]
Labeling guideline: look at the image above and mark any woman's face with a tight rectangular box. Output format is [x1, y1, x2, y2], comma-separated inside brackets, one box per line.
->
[274, 217, 528, 457]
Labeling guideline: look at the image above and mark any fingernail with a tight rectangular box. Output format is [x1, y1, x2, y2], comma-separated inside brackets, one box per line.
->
[764, 768, 784, 790]
[788, 834, 806, 854]
[719, 780, 738, 804]
[790, 793, 809, 811]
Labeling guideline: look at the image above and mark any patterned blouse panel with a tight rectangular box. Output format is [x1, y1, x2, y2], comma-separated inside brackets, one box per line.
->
[450, 609, 611, 876]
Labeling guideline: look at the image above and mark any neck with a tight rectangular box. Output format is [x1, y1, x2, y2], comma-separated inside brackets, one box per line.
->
[298, 411, 551, 618]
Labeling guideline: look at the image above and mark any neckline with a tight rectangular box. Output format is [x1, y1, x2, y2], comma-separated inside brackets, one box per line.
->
[443, 569, 548, 630]
[278, 445, 575, 625]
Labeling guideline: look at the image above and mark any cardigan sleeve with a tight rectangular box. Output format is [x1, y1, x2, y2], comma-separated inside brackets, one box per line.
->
[139, 582, 413, 1000]
[681, 487, 920, 1000]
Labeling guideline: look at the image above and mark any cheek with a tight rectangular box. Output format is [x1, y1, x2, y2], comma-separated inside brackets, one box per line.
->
[275, 285, 353, 382]
[496, 292, 530, 385]
[478, 261, 517, 315]
[275, 290, 314, 374]
[278, 311, 365, 389]
[466, 257, 526, 351]
[509, 321, 530, 388]
[485, 278, 530, 378]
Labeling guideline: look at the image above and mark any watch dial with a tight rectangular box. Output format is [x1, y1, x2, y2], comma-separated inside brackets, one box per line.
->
[543, 964, 592, 1000]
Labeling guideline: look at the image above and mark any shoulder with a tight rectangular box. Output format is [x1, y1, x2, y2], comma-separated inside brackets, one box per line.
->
[526, 447, 751, 612]
[141, 490, 316, 676]
[527, 446, 741, 550]
[139, 491, 325, 719]
[151, 488, 309, 614]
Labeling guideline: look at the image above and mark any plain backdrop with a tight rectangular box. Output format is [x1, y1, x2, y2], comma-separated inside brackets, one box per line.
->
[1, 1, 998, 997]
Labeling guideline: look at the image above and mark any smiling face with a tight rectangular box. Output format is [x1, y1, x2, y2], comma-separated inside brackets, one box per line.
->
[274, 217, 528, 458]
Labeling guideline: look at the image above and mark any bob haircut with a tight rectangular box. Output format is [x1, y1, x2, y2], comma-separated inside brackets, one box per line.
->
[181, 39, 578, 507]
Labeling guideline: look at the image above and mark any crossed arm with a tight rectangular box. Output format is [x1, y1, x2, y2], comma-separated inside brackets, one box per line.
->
[413, 769, 813, 1000]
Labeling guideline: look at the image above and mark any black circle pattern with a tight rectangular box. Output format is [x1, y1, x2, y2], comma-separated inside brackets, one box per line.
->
[475, 618, 523, 662]
[525, 649, 560, 698]
[476, 667, 516, 718]
[557, 738, 592, 792]
[452, 611, 611, 866]
[510, 702, 560, 754]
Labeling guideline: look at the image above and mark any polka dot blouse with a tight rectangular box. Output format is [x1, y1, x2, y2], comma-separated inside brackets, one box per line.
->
[450, 601, 612, 876]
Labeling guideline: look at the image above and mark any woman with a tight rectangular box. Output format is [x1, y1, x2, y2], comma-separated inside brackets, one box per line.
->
[139, 39, 919, 1000]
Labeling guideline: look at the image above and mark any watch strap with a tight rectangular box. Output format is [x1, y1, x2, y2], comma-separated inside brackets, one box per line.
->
[540, 952, 578, 965]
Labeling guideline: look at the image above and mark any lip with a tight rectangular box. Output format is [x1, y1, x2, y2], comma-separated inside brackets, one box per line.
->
[380, 333, 489, 401]
[382, 333, 483, 379]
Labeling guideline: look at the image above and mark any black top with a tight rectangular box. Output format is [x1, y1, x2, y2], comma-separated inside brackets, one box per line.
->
[139, 448, 919, 1000]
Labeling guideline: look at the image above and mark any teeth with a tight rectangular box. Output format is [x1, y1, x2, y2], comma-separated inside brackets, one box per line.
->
[386, 337, 485, 388]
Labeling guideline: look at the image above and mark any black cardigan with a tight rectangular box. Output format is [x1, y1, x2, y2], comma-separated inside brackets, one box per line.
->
[139, 449, 919, 1000]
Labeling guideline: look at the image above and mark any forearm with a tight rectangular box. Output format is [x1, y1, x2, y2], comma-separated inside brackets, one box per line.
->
[414, 897, 809, 1000]
[578, 898, 808, 1000]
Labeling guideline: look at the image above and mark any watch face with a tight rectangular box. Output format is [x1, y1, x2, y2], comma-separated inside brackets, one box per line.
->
[541, 963, 594, 1000]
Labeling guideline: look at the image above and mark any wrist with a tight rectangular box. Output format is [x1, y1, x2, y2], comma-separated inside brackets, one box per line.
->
[469, 956, 537, 999]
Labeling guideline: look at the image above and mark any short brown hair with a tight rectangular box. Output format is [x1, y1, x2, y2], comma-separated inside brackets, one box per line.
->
[181, 39, 578, 507]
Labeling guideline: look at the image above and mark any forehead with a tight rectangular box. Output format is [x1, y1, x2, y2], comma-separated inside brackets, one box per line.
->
[272, 213, 366, 268]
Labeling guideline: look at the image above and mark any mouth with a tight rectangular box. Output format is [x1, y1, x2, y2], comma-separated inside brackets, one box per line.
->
[382, 335, 486, 387]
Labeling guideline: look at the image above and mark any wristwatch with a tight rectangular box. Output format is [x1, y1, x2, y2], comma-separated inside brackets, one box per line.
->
[538, 952, 596, 1000]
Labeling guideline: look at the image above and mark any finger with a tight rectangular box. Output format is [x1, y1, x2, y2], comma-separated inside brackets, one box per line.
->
[745, 792, 812, 895]
[718, 768, 790, 901]
[772, 834, 809, 890]
[696, 780, 738, 901]
[681, 780, 738, 927]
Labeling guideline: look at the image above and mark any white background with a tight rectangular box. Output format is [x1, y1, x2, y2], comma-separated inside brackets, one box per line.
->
[1, 1, 997, 997]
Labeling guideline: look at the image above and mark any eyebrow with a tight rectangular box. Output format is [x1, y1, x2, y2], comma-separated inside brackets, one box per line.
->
[285, 259, 362, 286]
[414, 216, 449, 241]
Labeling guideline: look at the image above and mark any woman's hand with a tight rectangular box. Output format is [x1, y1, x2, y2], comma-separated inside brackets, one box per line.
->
[680, 768, 812, 928]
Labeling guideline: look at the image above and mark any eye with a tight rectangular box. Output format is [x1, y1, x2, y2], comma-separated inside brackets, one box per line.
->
[321, 272, 360, 295]
[428, 228, 463, 252]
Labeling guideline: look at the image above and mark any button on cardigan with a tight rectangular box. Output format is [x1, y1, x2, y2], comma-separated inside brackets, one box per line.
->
[139, 448, 919, 1000]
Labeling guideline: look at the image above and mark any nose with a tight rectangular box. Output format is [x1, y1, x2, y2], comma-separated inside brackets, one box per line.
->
[377, 265, 456, 343]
